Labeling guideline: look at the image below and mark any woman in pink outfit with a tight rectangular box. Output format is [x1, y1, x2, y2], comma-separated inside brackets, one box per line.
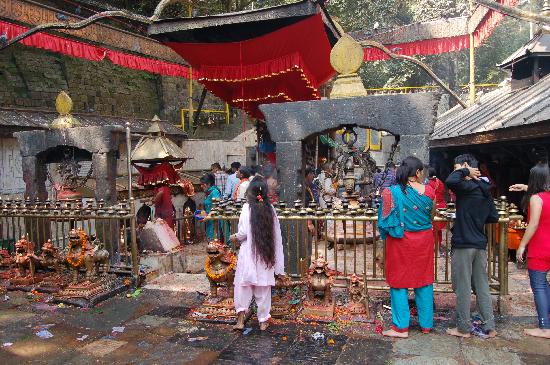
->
[230, 176, 285, 331]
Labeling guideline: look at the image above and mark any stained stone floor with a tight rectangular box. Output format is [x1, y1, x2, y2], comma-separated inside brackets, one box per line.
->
[0, 273, 548, 365]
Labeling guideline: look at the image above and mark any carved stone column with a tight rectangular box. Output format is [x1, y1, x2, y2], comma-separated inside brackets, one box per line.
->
[21, 155, 48, 200]
[92, 151, 118, 206]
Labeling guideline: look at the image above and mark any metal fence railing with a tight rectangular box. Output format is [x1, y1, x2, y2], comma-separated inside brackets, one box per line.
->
[0, 198, 139, 278]
[200, 198, 519, 300]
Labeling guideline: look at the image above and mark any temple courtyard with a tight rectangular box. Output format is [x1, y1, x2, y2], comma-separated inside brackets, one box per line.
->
[0, 264, 547, 365]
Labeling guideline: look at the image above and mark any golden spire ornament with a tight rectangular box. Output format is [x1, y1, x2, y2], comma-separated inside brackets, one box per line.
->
[329, 33, 368, 99]
[51, 91, 81, 128]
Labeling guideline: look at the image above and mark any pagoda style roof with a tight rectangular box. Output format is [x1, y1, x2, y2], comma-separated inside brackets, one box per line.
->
[0, 107, 186, 138]
[498, 32, 550, 69]
[147, 0, 337, 119]
[148, 0, 338, 44]
[131, 121, 189, 163]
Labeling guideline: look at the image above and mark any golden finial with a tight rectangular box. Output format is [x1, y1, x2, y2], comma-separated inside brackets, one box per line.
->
[330, 34, 364, 76]
[51, 91, 81, 128]
[329, 32, 368, 99]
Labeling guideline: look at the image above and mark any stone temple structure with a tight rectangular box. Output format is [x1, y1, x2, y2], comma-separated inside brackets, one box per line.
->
[14, 92, 121, 205]
[260, 30, 442, 203]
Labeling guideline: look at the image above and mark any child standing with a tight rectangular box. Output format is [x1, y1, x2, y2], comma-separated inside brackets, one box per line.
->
[230, 177, 285, 331]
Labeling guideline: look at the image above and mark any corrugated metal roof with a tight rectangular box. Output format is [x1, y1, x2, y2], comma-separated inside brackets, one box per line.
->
[432, 75, 550, 141]
[0, 108, 186, 137]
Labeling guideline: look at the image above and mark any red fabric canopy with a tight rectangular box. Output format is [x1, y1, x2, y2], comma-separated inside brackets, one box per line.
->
[133, 161, 183, 187]
[364, 0, 519, 61]
[0, 20, 194, 79]
[163, 14, 335, 119]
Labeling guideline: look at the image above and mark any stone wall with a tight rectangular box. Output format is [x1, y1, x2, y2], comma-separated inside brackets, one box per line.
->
[0, 45, 187, 123]
[0, 44, 254, 134]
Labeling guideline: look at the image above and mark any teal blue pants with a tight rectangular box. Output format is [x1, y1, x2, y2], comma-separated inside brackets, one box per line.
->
[390, 284, 433, 332]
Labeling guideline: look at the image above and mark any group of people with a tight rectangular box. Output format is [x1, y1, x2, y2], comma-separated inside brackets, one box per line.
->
[200, 162, 278, 240]
[379, 154, 550, 339]
[201, 155, 549, 339]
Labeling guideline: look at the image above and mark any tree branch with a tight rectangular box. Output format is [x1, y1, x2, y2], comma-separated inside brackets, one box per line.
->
[474, 0, 550, 25]
[0, 10, 151, 51]
[151, 0, 190, 21]
[360, 39, 467, 108]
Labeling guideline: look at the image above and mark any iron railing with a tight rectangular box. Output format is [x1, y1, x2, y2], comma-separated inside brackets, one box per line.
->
[201, 198, 520, 299]
[0, 198, 139, 278]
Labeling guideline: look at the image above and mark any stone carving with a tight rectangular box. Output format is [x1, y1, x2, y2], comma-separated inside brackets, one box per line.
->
[35, 240, 63, 274]
[65, 229, 110, 284]
[14, 236, 36, 278]
[0, 248, 14, 269]
[307, 256, 333, 305]
[347, 273, 368, 315]
[205, 239, 236, 298]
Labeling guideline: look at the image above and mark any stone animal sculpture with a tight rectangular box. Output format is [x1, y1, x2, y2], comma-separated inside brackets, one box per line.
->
[35, 240, 63, 274]
[14, 236, 36, 278]
[65, 229, 109, 284]
[0, 248, 14, 269]
[205, 239, 236, 298]
[307, 256, 334, 305]
[86, 235, 110, 279]
[348, 273, 368, 314]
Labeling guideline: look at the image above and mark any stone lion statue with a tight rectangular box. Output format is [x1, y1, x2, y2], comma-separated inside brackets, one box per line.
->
[205, 239, 236, 298]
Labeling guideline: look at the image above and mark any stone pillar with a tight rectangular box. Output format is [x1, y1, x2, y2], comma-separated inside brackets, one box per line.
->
[92, 151, 119, 262]
[275, 141, 304, 275]
[92, 151, 118, 206]
[21, 156, 47, 200]
[399, 134, 431, 164]
[21, 155, 49, 243]
[276, 141, 303, 203]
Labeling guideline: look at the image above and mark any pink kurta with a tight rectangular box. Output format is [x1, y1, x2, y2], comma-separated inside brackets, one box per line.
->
[234, 203, 285, 287]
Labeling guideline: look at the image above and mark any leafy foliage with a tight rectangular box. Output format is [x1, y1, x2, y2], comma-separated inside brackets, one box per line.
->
[328, 0, 533, 89]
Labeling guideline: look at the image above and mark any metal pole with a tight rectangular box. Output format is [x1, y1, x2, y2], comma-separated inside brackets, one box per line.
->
[469, 0, 476, 105]
[530, 0, 536, 38]
[125, 122, 133, 200]
[187, 2, 193, 131]
[129, 198, 139, 279]
[315, 136, 319, 170]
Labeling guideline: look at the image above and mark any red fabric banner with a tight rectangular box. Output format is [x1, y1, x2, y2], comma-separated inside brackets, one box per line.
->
[364, 0, 519, 61]
[163, 14, 335, 119]
[0, 20, 194, 79]
[107, 51, 196, 79]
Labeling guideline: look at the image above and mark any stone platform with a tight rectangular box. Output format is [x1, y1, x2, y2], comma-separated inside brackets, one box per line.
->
[53, 275, 131, 308]
[140, 247, 187, 282]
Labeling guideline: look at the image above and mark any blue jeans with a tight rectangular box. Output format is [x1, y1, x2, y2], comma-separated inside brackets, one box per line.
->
[528, 269, 550, 329]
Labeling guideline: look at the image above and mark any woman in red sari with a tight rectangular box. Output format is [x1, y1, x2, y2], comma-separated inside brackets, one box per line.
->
[378, 156, 435, 338]
[427, 167, 446, 253]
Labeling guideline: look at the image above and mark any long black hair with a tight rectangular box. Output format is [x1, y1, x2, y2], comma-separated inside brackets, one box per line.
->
[396, 156, 424, 193]
[522, 163, 550, 212]
[246, 176, 276, 268]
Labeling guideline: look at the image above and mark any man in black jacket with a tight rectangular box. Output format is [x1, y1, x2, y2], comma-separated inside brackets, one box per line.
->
[445, 154, 499, 338]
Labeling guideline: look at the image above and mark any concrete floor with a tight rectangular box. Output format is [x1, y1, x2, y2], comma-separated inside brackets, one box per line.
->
[0, 269, 548, 365]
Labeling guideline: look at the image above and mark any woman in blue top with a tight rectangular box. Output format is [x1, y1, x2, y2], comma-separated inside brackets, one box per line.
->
[378, 156, 436, 338]
[201, 173, 223, 240]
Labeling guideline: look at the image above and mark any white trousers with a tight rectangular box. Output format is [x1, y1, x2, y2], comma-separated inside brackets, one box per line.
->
[234, 285, 272, 323]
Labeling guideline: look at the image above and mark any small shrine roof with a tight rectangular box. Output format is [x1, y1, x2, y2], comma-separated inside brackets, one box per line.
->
[431, 75, 550, 147]
[0, 107, 186, 138]
[498, 32, 550, 69]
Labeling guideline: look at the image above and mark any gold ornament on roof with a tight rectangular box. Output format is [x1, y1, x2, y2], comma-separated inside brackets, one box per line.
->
[329, 33, 368, 99]
[330, 34, 364, 75]
[51, 91, 81, 129]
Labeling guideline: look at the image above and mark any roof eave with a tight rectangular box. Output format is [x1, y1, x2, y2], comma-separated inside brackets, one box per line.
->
[148, 0, 318, 35]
